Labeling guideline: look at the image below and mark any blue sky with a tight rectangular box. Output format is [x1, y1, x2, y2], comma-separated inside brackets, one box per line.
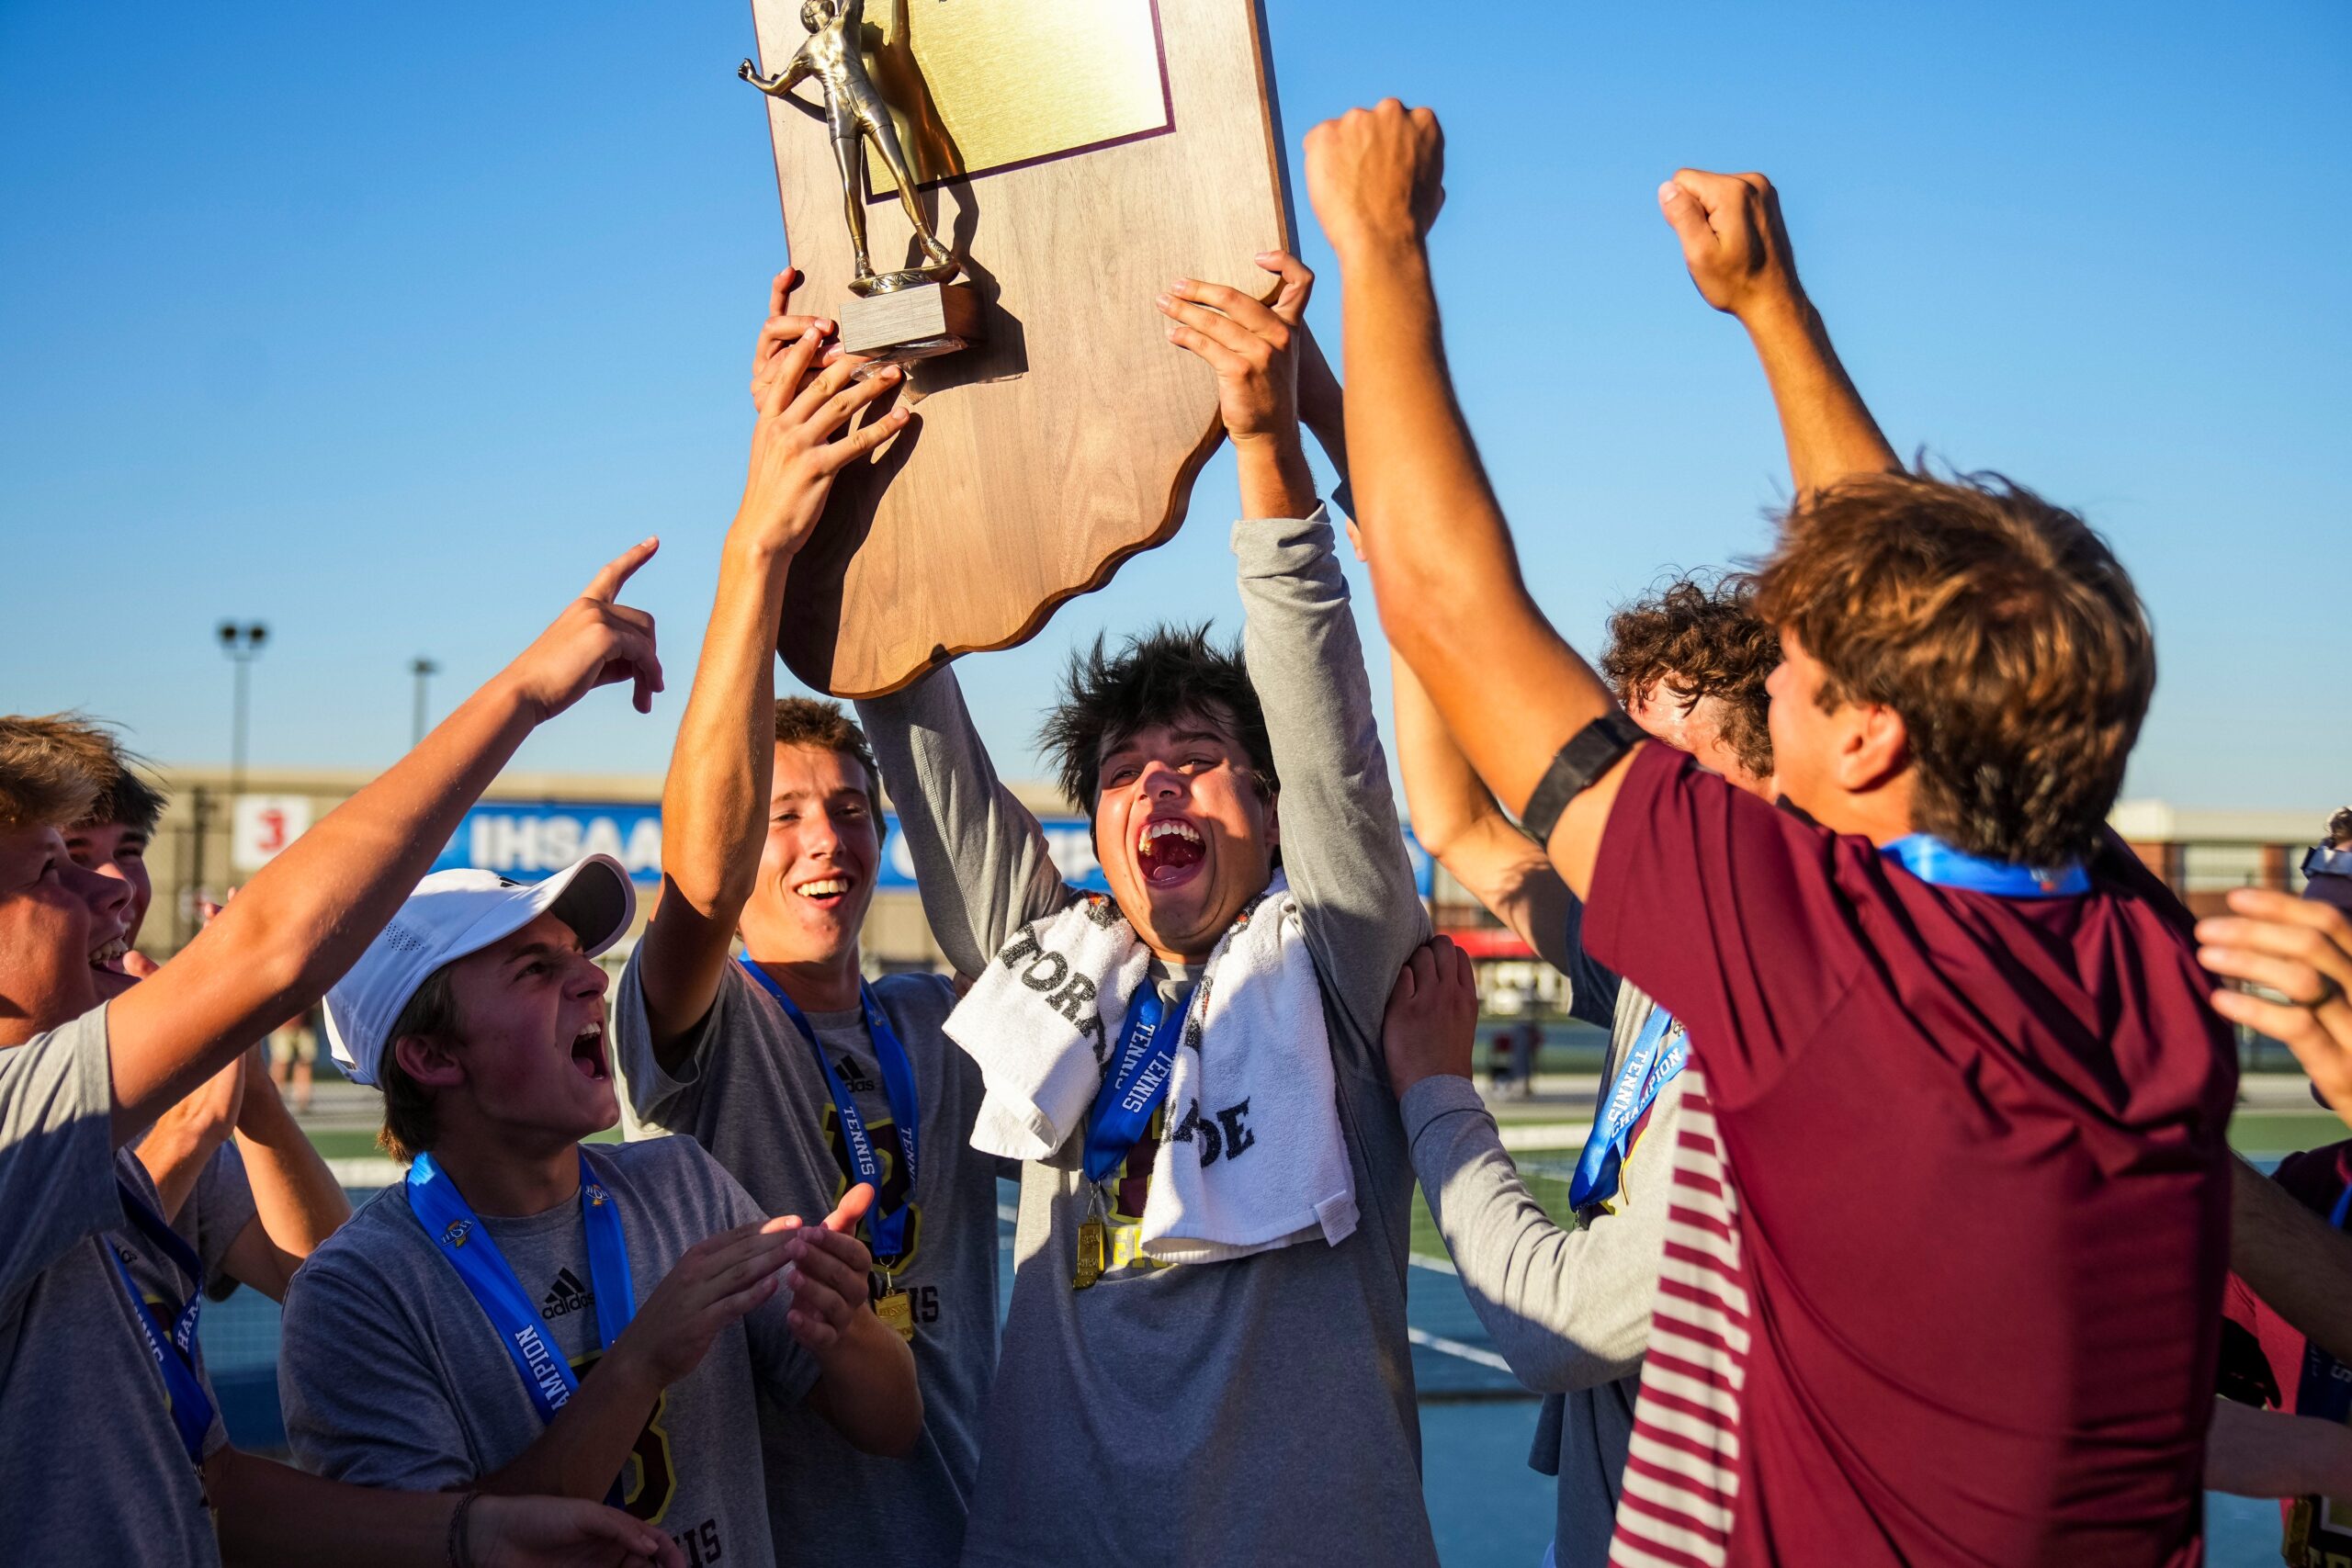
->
[4, 1, 2346, 812]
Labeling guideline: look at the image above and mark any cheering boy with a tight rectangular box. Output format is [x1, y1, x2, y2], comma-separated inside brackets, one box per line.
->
[278, 861, 920, 1566]
[1309, 104, 2234, 1565]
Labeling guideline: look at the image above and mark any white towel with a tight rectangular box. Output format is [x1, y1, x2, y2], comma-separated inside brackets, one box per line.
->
[946, 873, 1358, 1263]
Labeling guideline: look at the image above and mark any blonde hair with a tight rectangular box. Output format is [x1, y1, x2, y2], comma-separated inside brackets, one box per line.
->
[0, 715, 107, 833]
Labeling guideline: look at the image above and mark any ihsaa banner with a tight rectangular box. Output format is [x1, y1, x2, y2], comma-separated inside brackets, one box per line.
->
[438, 802, 1430, 897]
[434, 803, 667, 884]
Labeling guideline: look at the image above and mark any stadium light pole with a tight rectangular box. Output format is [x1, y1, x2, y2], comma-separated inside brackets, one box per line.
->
[410, 657, 440, 747]
[218, 621, 269, 801]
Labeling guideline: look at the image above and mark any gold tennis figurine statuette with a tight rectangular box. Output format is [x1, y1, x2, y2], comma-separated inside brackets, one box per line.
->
[741, 0, 979, 365]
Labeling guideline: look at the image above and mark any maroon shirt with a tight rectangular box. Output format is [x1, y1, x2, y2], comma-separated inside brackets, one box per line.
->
[2217, 1143, 2352, 1565]
[1586, 744, 2235, 1566]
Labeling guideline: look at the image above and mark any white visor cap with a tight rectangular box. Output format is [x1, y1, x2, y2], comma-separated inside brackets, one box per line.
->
[322, 856, 636, 1089]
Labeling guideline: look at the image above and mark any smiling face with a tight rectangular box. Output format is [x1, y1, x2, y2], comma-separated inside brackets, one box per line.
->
[63, 818, 153, 950]
[1091, 708, 1277, 964]
[0, 824, 132, 1044]
[738, 742, 881, 968]
[395, 912, 617, 1145]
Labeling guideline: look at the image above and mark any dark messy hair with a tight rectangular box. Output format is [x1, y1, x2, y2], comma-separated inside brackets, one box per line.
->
[74, 718, 167, 834]
[1599, 572, 1778, 782]
[1040, 625, 1275, 816]
[774, 696, 880, 804]
[2328, 808, 2352, 851]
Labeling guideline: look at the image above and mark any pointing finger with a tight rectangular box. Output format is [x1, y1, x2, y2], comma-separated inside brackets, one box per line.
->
[583, 537, 660, 603]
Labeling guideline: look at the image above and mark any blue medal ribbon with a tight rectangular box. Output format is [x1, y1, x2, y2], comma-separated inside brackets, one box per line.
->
[738, 959, 922, 1265]
[1881, 834, 2089, 897]
[408, 1149, 636, 1501]
[1082, 986, 1191, 1186]
[108, 1179, 215, 1466]
[1569, 1006, 1687, 1212]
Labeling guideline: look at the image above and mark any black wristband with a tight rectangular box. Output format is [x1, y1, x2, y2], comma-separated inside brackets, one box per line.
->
[447, 1491, 481, 1568]
[1519, 711, 1646, 847]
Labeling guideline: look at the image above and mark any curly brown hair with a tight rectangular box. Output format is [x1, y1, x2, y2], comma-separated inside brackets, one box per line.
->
[1599, 574, 1778, 782]
[2328, 807, 2352, 851]
[1753, 467, 2154, 870]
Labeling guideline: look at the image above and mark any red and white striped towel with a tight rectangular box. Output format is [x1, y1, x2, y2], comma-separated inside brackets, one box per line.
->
[1610, 1068, 1752, 1568]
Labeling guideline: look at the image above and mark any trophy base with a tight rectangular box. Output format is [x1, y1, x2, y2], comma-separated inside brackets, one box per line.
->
[851, 335, 968, 380]
[838, 282, 983, 360]
[848, 262, 961, 299]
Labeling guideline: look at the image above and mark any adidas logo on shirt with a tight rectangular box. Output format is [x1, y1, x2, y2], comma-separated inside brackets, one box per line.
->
[835, 1054, 878, 1094]
[540, 1268, 594, 1321]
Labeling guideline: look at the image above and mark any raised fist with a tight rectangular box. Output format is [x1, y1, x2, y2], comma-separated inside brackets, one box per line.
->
[1304, 99, 1446, 256]
[1657, 169, 1804, 322]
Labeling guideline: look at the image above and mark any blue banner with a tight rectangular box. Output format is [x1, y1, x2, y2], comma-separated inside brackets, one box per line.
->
[434, 802, 667, 884]
[440, 800, 1433, 898]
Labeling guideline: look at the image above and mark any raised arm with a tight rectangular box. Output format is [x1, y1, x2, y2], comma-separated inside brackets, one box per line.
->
[1158, 251, 1430, 1043]
[103, 544, 666, 1146]
[215, 1066, 350, 1300]
[1306, 103, 1626, 899]
[856, 666, 1069, 978]
[1657, 169, 1898, 495]
[1384, 942, 1653, 1389]
[1393, 657, 1577, 977]
[136, 1053, 245, 1220]
[637, 279, 904, 1070]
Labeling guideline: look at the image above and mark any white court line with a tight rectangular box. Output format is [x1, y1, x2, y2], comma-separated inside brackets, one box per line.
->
[1408, 1325, 1514, 1372]
[329, 1156, 404, 1188]
[998, 1203, 1019, 1224]
[1410, 1251, 1458, 1275]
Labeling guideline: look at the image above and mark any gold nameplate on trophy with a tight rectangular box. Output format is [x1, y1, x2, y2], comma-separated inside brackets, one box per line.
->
[862, 0, 1173, 195]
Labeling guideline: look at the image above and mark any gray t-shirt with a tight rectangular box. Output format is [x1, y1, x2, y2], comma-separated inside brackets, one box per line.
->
[0, 1006, 231, 1568]
[859, 510, 1439, 1568]
[1399, 905, 1678, 1568]
[277, 1136, 817, 1567]
[614, 959, 1000, 1568]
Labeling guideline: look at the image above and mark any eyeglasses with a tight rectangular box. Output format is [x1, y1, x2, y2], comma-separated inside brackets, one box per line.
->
[2303, 844, 2352, 880]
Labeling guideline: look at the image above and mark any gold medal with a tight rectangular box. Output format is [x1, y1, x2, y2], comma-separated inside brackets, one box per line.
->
[1073, 1218, 1105, 1291]
[875, 1289, 916, 1340]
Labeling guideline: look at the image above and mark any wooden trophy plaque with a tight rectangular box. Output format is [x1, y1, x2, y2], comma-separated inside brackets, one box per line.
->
[742, 0, 1292, 697]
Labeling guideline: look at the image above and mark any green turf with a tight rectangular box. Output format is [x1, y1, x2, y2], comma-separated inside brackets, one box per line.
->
[2227, 1109, 2346, 1157]
[304, 1124, 623, 1162]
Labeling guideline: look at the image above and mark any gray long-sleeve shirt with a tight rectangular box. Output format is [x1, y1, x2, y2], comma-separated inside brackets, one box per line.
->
[859, 508, 1438, 1568]
[1399, 906, 1677, 1568]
